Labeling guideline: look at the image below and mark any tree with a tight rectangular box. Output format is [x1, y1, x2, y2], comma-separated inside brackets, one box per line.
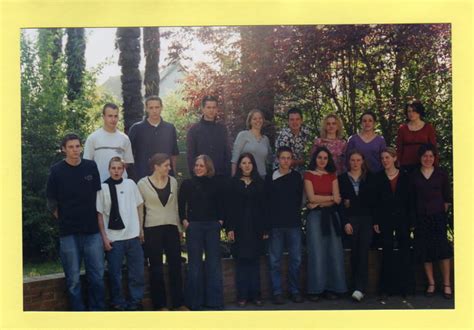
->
[116, 27, 144, 132]
[65, 28, 86, 101]
[143, 27, 160, 98]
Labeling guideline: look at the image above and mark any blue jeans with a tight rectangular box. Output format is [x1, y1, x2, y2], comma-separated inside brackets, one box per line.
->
[306, 210, 347, 294]
[185, 221, 223, 310]
[106, 237, 144, 309]
[59, 233, 105, 311]
[268, 227, 302, 295]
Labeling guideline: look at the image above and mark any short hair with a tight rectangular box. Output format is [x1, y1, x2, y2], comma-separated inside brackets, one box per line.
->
[61, 133, 81, 148]
[102, 102, 119, 115]
[359, 111, 377, 123]
[148, 153, 170, 172]
[404, 100, 425, 119]
[145, 95, 163, 107]
[418, 143, 437, 158]
[246, 109, 265, 129]
[381, 146, 397, 158]
[287, 107, 303, 119]
[201, 95, 218, 108]
[234, 152, 261, 181]
[320, 113, 344, 139]
[347, 149, 369, 179]
[276, 146, 293, 158]
[195, 154, 215, 177]
[308, 146, 336, 173]
[108, 156, 125, 169]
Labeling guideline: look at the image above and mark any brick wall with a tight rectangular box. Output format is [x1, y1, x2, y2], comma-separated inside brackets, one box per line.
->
[23, 250, 453, 311]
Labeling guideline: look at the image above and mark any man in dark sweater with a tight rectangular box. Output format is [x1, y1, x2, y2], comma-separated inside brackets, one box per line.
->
[186, 95, 231, 177]
[265, 146, 304, 304]
[46, 133, 105, 311]
[128, 96, 180, 180]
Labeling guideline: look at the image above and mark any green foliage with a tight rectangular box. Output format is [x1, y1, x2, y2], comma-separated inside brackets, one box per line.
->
[21, 29, 117, 263]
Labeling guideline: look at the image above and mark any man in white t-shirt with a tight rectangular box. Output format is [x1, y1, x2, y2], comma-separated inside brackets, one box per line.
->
[84, 103, 134, 182]
[96, 157, 144, 311]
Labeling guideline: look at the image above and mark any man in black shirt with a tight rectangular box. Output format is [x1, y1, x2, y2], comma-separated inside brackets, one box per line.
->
[46, 133, 104, 311]
[128, 96, 180, 180]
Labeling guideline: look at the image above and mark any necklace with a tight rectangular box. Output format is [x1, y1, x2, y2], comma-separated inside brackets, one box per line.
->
[385, 169, 399, 179]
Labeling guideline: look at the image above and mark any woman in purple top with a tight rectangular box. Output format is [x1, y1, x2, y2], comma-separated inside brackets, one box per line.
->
[410, 144, 453, 299]
[346, 111, 386, 173]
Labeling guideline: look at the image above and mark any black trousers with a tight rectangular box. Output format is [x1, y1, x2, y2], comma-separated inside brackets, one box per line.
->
[379, 220, 412, 295]
[347, 216, 373, 292]
[235, 258, 261, 301]
[144, 225, 184, 309]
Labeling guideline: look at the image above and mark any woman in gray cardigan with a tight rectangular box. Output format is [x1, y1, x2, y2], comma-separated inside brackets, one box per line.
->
[137, 153, 188, 311]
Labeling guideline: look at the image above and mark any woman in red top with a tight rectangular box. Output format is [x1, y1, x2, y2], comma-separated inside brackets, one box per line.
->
[396, 100, 437, 173]
[304, 146, 346, 301]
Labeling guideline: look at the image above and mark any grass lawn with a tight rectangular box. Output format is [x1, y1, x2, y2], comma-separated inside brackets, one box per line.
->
[23, 260, 64, 278]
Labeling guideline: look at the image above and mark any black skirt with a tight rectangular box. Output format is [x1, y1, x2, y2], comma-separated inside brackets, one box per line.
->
[415, 212, 453, 263]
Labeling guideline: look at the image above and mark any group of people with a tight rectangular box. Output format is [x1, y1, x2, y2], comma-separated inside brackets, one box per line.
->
[45, 95, 453, 312]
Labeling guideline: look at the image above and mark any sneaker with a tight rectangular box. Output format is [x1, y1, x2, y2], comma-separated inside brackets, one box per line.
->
[351, 290, 364, 302]
[173, 305, 190, 311]
[290, 293, 304, 303]
[272, 294, 286, 305]
[126, 303, 143, 311]
[253, 299, 264, 307]
[307, 294, 321, 302]
[324, 291, 339, 300]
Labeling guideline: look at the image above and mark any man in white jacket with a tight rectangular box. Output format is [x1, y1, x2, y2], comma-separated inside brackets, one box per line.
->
[96, 156, 144, 311]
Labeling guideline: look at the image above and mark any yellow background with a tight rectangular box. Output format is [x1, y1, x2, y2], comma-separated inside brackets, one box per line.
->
[0, 0, 472, 328]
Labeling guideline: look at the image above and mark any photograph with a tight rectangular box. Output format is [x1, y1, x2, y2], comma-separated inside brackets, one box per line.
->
[1, 0, 473, 329]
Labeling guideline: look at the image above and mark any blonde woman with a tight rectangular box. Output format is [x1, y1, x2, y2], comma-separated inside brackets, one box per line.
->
[231, 109, 272, 177]
[311, 114, 347, 174]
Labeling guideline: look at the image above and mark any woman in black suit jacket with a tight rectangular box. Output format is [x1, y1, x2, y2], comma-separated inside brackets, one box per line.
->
[373, 147, 413, 298]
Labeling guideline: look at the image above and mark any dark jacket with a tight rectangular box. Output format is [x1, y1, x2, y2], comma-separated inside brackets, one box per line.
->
[226, 177, 266, 258]
[178, 176, 224, 223]
[373, 170, 414, 228]
[264, 170, 303, 229]
[186, 117, 231, 177]
[338, 171, 375, 226]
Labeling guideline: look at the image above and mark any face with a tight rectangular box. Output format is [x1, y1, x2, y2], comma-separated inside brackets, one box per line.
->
[349, 153, 363, 171]
[278, 151, 292, 171]
[420, 150, 435, 168]
[381, 152, 396, 170]
[361, 114, 375, 132]
[62, 139, 82, 161]
[146, 100, 163, 122]
[154, 159, 171, 176]
[325, 117, 338, 135]
[109, 161, 125, 180]
[250, 112, 264, 130]
[407, 106, 421, 122]
[194, 158, 208, 177]
[202, 100, 218, 121]
[288, 113, 302, 132]
[316, 151, 329, 170]
[103, 107, 119, 130]
[239, 157, 254, 176]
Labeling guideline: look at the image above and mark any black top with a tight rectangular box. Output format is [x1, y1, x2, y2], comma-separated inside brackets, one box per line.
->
[46, 159, 101, 236]
[338, 172, 375, 225]
[410, 167, 452, 216]
[178, 176, 224, 223]
[186, 117, 231, 177]
[372, 170, 414, 227]
[148, 177, 171, 207]
[128, 118, 179, 180]
[264, 170, 303, 229]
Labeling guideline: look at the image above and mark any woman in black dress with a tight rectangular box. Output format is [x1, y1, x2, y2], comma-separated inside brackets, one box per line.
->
[373, 147, 413, 298]
[226, 153, 267, 307]
[410, 144, 453, 299]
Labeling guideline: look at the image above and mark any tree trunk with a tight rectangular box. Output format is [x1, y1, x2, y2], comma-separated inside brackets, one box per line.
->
[143, 27, 160, 98]
[117, 27, 144, 133]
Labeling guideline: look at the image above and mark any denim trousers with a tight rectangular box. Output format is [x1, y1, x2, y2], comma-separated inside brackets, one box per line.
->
[235, 257, 261, 301]
[59, 232, 105, 311]
[185, 221, 223, 310]
[106, 237, 144, 309]
[306, 210, 347, 294]
[144, 225, 184, 309]
[268, 227, 302, 295]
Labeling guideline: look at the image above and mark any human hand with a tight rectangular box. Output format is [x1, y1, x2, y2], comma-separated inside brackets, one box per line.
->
[343, 199, 350, 208]
[183, 219, 190, 230]
[344, 223, 353, 235]
[373, 224, 380, 234]
[227, 231, 235, 241]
